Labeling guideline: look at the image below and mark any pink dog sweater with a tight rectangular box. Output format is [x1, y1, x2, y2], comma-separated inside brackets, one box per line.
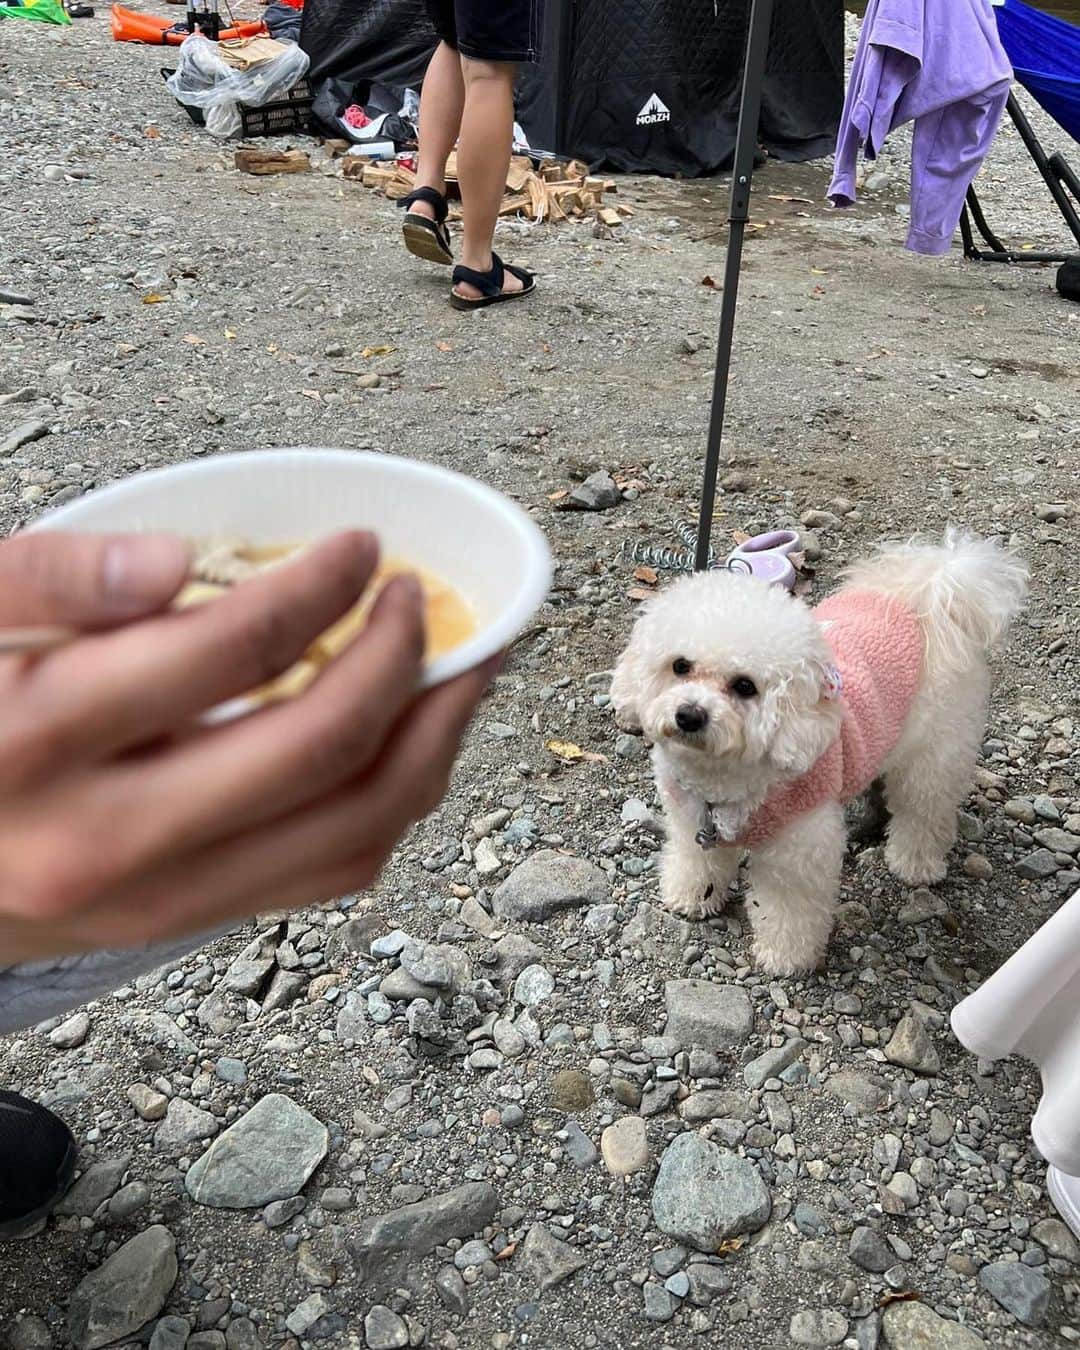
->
[735, 590, 923, 846]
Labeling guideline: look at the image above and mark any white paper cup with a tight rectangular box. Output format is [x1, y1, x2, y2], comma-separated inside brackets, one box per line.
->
[34, 448, 553, 689]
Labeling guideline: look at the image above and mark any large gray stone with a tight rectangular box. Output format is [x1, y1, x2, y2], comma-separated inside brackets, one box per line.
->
[185, 1094, 328, 1208]
[790, 1310, 849, 1346]
[882, 1301, 985, 1348]
[849, 1225, 893, 1274]
[564, 470, 623, 512]
[149, 1317, 192, 1350]
[1015, 849, 1059, 880]
[155, 1099, 220, 1152]
[1032, 1216, 1080, 1263]
[651, 1133, 771, 1250]
[364, 1306, 408, 1349]
[350, 1182, 499, 1279]
[825, 1071, 890, 1113]
[977, 1261, 1050, 1327]
[492, 851, 608, 923]
[663, 980, 753, 1051]
[8, 1314, 53, 1350]
[67, 1225, 177, 1350]
[884, 1013, 940, 1075]
[55, 1156, 130, 1218]
[518, 1223, 587, 1292]
[743, 1039, 806, 1089]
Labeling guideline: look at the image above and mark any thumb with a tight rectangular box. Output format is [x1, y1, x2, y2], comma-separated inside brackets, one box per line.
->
[0, 532, 191, 627]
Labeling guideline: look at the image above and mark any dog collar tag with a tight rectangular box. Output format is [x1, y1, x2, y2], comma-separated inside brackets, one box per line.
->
[695, 802, 721, 850]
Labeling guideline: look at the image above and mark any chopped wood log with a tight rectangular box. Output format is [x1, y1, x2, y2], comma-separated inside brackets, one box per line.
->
[507, 155, 533, 192]
[498, 191, 531, 216]
[235, 147, 310, 176]
[566, 159, 590, 180]
[597, 206, 623, 227]
[341, 157, 371, 180]
[554, 187, 585, 214]
[361, 164, 397, 189]
[385, 167, 416, 200]
[539, 162, 566, 182]
[526, 174, 548, 220]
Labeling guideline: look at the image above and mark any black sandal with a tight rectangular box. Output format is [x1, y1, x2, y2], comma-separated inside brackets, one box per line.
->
[400, 187, 453, 266]
[450, 253, 535, 310]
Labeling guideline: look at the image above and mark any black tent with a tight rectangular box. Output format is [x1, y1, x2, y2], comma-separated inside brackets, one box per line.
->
[300, 0, 842, 176]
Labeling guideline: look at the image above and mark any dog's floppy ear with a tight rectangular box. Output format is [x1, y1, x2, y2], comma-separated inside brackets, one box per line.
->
[610, 621, 646, 735]
[760, 658, 842, 776]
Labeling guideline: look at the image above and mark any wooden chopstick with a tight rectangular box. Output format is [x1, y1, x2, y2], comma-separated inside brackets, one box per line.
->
[0, 626, 78, 656]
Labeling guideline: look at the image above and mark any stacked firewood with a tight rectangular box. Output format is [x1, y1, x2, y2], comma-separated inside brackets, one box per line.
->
[344, 151, 630, 226]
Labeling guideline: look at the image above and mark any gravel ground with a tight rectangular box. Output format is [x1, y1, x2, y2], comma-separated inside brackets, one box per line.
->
[2, 10, 1079, 1350]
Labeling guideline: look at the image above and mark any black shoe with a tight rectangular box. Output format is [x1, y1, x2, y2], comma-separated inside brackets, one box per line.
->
[0, 1091, 78, 1240]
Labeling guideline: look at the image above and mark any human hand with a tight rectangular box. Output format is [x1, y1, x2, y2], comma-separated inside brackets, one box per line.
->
[0, 530, 492, 963]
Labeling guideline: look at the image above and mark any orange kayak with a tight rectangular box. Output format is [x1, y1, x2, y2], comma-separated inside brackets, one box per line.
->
[111, 4, 266, 44]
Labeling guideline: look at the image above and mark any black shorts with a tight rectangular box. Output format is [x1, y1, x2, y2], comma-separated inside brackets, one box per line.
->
[425, 0, 544, 64]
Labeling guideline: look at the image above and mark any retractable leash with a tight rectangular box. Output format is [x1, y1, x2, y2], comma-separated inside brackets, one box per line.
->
[623, 525, 800, 591]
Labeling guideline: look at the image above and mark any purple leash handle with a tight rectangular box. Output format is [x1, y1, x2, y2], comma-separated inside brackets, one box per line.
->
[724, 529, 800, 590]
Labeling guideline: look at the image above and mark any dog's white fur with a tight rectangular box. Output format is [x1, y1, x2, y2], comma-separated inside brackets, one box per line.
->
[611, 532, 1028, 975]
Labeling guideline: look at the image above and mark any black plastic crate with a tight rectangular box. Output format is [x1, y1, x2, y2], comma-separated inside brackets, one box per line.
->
[161, 68, 314, 137]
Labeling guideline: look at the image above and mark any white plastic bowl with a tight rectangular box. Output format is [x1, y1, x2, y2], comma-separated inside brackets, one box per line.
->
[34, 448, 553, 688]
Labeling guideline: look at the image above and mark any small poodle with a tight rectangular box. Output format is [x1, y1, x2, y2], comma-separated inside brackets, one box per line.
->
[611, 532, 1027, 976]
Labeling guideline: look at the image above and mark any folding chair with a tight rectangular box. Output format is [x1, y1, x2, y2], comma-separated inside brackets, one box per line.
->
[961, 0, 1080, 266]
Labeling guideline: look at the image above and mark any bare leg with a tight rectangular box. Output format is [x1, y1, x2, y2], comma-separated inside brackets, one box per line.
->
[411, 42, 466, 221]
[658, 785, 741, 919]
[747, 801, 846, 976]
[453, 57, 525, 299]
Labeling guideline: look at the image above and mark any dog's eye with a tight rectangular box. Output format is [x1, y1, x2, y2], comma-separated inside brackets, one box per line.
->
[672, 658, 692, 677]
[730, 676, 758, 698]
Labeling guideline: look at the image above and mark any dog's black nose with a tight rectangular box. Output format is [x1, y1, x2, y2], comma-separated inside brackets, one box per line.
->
[675, 704, 709, 734]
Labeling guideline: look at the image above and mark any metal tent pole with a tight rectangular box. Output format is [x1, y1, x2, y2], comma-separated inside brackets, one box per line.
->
[694, 0, 775, 571]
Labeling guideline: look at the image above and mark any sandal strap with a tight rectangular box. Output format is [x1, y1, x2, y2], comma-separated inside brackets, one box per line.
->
[401, 186, 448, 224]
[452, 253, 505, 298]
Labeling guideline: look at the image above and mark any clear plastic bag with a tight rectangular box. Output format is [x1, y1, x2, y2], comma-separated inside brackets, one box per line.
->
[165, 35, 310, 139]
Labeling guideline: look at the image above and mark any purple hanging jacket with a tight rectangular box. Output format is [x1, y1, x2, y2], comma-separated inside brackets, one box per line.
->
[828, 0, 1013, 255]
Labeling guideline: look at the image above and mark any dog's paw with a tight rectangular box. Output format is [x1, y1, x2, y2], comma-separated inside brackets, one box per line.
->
[885, 841, 948, 886]
[752, 937, 826, 978]
[661, 884, 727, 922]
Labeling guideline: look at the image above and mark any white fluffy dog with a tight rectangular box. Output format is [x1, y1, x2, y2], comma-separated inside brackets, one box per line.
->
[611, 533, 1027, 976]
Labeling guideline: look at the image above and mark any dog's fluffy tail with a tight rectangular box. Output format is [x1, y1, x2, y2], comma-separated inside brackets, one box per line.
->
[842, 530, 1028, 672]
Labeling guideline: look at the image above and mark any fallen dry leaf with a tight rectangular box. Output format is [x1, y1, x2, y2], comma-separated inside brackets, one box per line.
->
[495, 1241, 518, 1262]
[141, 293, 168, 305]
[627, 586, 656, 602]
[547, 489, 570, 502]
[768, 193, 812, 204]
[701, 275, 720, 289]
[811, 266, 828, 275]
[224, 328, 236, 340]
[181, 334, 206, 346]
[716, 1237, 746, 1257]
[877, 1291, 920, 1309]
[361, 344, 396, 358]
[545, 739, 608, 764]
[633, 565, 658, 585]
[145, 126, 161, 140]
[435, 340, 453, 352]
